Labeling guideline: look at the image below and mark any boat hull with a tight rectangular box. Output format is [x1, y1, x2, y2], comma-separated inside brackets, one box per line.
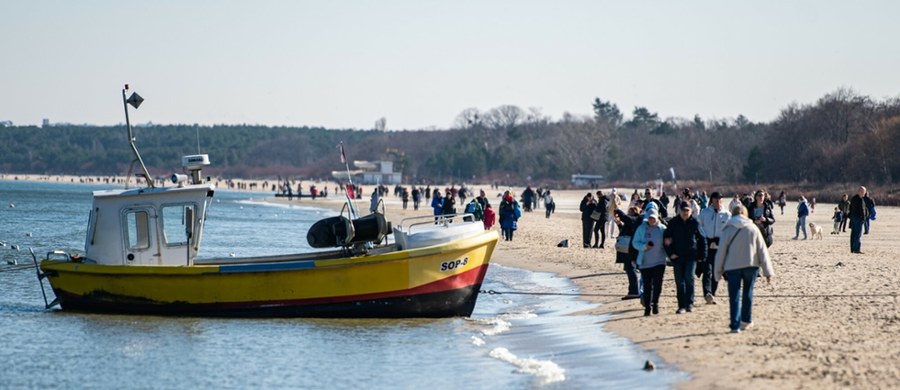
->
[41, 230, 498, 318]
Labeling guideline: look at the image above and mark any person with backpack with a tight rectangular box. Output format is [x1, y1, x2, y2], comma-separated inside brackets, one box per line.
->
[464, 198, 484, 221]
[498, 192, 521, 241]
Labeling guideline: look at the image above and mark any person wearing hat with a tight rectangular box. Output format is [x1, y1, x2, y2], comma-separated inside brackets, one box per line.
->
[698, 191, 731, 305]
[663, 202, 707, 314]
[632, 207, 668, 316]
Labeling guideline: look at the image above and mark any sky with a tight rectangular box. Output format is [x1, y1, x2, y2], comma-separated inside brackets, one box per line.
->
[2, 1, 899, 130]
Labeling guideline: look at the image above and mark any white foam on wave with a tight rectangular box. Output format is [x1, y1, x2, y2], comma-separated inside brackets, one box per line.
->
[471, 336, 485, 346]
[472, 310, 537, 336]
[476, 317, 511, 336]
[488, 347, 566, 385]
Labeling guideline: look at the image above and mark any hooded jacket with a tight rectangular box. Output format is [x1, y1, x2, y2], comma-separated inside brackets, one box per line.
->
[714, 215, 775, 281]
[632, 218, 667, 269]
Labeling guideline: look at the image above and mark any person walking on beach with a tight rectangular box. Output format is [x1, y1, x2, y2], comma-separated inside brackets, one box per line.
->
[664, 202, 707, 314]
[614, 208, 641, 300]
[401, 187, 410, 210]
[543, 190, 555, 219]
[464, 198, 484, 221]
[863, 191, 876, 235]
[369, 189, 381, 214]
[482, 203, 496, 230]
[593, 190, 610, 248]
[849, 186, 868, 253]
[838, 194, 850, 233]
[442, 192, 457, 221]
[633, 208, 667, 316]
[792, 196, 810, 240]
[698, 191, 730, 305]
[777, 191, 787, 215]
[411, 186, 421, 210]
[580, 193, 597, 248]
[498, 192, 521, 241]
[641, 189, 667, 218]
[715, 204, 775, 333]
[747, 190, 775, 247]
[831, 206, 842, 234]
[608, 188, 621, 238]
[431, 190, 444, 222]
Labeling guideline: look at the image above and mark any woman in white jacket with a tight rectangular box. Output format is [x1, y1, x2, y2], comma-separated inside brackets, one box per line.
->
[714, 204, 775, 333]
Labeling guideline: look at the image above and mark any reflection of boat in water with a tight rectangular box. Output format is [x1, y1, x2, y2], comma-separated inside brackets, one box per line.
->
[33, 86, 498, 318]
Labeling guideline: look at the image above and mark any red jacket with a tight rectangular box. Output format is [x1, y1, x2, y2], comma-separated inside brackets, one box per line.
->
[483, 207, 497, 230]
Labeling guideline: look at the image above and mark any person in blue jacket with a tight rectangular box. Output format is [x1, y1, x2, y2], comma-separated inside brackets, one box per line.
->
[633, 208, 667, 317]
[792, 196, 810, 240]
[498, 191, 521, 241]
[431, 189, 444, 222]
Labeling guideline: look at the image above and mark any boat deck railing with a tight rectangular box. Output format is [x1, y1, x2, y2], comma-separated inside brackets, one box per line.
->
[399, 213, 477, 234]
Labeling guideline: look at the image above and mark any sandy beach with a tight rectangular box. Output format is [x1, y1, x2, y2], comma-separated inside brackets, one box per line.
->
[6, 175, 899, 388]
[262, 185, 899, 389]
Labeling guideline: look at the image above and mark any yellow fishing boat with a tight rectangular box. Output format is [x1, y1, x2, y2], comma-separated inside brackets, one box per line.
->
[33, 87, 498, 317]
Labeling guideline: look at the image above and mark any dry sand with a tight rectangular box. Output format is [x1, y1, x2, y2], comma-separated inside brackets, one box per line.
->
[267, 185, 899, 389]
[7, 175, 900, 388]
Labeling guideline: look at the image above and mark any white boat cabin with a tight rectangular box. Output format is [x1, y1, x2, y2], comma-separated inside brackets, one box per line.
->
[84, 184, 214, 266]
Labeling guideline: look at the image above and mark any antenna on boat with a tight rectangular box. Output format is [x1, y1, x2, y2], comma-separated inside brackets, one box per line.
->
[122, 84, 154, 188]
[339, 141, 359, 219]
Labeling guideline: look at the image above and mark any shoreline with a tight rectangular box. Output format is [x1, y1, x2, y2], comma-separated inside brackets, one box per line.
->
[261, 185, 899, 389]
[5, 176, 898, 388]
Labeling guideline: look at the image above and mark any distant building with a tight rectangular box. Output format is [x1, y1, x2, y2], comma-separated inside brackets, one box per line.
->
[332, 160, 402, 184]
[42, 118, 50, 127]
[571, 174, 605, 187]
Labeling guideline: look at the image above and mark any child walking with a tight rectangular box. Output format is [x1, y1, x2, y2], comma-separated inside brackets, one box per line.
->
[831, 206, 842, 234]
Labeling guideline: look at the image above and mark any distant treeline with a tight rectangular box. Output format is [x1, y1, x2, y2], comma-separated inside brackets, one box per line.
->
[2, 88, 899, 188]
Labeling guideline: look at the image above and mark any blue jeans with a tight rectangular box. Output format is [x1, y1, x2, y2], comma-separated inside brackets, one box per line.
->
[850, 217, 864, 252]
[671, 259, 697, 309]
[795, 215, 807, 239]
[726, 267, 759, 330]
[624, 259, 641, 296]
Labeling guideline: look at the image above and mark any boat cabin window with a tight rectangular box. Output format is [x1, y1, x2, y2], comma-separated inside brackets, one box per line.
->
[125, 210, 151, 250]
[161, 204, 194, 246]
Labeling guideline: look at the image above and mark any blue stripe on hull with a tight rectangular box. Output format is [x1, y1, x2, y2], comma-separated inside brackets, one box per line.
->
[218, 260, 317, 273]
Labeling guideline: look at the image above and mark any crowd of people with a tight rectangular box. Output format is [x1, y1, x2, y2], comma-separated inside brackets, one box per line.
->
[607, 185, 877, 332]
[285, 179, 878, 332]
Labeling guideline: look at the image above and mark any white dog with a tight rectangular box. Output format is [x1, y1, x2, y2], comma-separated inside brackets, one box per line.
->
[809, 222, 824, 240]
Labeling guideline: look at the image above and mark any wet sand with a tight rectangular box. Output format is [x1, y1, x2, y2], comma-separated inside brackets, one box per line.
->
[266, 186, 899, 389]
[7, 175, 899, 388]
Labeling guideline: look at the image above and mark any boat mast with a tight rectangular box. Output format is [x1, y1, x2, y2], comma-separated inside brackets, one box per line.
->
[122, 85, 154, 188]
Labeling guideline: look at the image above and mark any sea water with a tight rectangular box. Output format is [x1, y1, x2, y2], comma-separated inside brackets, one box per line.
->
[0, 181, 685, 389]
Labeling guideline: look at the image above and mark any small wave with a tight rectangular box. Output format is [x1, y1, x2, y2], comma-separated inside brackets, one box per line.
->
[488, 347, 566, 385]
[472, 310, 537, 336]
[476, 317, 511, 336]
[471, 336, 485, 346]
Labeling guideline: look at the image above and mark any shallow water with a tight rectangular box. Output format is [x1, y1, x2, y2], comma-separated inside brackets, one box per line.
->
[0, 180, 685, 389]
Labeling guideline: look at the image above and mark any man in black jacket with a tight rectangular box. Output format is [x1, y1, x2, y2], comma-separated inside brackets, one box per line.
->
[849, 186, 869, 254]
[664, 202, 708, 314]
